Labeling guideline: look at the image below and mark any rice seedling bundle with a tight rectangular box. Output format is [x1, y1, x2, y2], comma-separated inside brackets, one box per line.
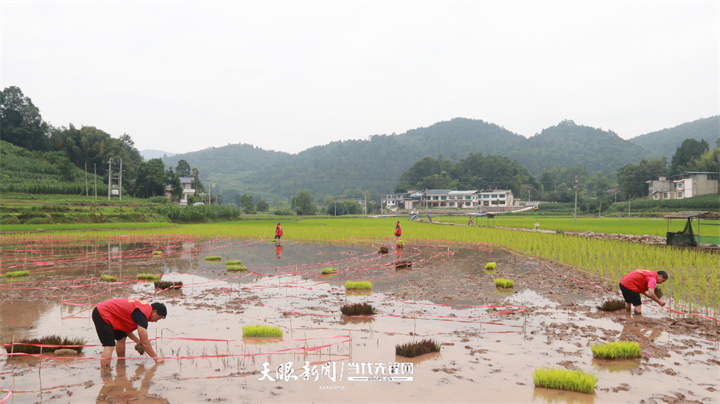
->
[321, 267, 337, 275]
[340, 302, 376, 316]
[137, 273, 162, 280]
[242, 324, 283, 338]
[4, 335, 85, 354]
[5, 270, 29, 278]
[596, 299, 626, 311]
[205, 256, 222, 262]
[395, 339, 440, 358]
[485, 262, 497, 269]
[532, 367, 598, 394]
[100, 274, 118, 282]
[591, 341, 641, 359]
[152, 250, 162, 256]
[494, 278, 514, 288]
[378, 246, 389, 254]
[154, 280, 183, 289]
[226, 265, 248, 271]
[345, 281, 373, 290]
[225, 260, 242, 265]
[654, 286, 663, 299]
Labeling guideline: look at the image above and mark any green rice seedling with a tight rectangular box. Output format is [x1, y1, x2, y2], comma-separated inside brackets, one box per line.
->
[205, 256, 222, 262]
[242, 324, 283, 338]
[396, 240, 406, 245]
[345, 281, 373, 290]
[340, 302, 376, 316]
[395, 339, 440, 358]
[485, 262, 497, 269]
[321, 267, 337, 275]
[591, 341, 641, 359]
[152, 250, 162, 256]
[137, 273, 162, 280]
[100, 274, 118, 282]
[5, 270, 29, 278]
[494, 278, 514, 288]
[596, 299, 626, 311]
[532, 367, 599, 394]
[225, 260, 242, 265]
[226, 265, 248, 271]
[654, 286, 663, 299]
[4, 335, 85, 354]
[154, 280, 183, 289]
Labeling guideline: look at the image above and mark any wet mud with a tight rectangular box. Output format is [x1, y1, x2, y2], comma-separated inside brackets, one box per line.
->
[0, 237, 718, 403]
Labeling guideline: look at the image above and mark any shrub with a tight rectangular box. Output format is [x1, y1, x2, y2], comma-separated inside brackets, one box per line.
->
[494, 278, 514, 288]
[340, 302, 376, 316]
[242, 324, 283, 338]
[532, 367, 598, 394]
[395, 339, 440, 358]
[591, 341, 641, 359]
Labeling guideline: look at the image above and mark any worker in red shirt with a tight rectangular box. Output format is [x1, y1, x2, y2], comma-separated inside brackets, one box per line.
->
[394, 221, 402, 242]
[275, 223, 283, 241]
[619, 269, 668, 314]
[92, 298, 167, 367]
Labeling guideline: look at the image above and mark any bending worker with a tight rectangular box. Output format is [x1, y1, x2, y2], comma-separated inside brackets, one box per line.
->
[619, 269, 668, 315]
[92, 298, 167, 367]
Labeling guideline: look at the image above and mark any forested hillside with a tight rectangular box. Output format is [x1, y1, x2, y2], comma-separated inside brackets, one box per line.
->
[629, 116, 720, 159]
[514, 120, 649, 173]
[177, 118, 648, 199]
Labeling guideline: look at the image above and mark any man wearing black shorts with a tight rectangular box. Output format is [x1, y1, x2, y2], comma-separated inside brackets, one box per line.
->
[92, 298, 167, 367]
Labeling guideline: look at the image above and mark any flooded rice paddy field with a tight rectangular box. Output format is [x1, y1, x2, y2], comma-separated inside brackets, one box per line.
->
[0, 237, 718, 403]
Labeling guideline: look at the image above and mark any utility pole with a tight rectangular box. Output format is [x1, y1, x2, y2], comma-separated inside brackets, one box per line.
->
[107, 158, 113, 200]
[574, 176, 578, 225]
[118, 158, 122, 201]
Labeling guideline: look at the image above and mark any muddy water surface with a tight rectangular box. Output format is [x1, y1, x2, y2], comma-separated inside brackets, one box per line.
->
[1, 238, 718, 403]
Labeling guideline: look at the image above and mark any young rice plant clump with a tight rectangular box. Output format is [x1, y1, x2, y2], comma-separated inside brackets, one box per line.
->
[395, 339, 441, 358]
[340, 302, 376, 316]
[226, 265, 247, 271]
[242, 324, 283, 338]
[321, 267, 337, 275]
[100, 274, 118, 282]
[591, 341, 641, 359]
[137, 274, 162, 280]
[4, 335, 85, 354]
[485, 262, 497, 269]
[494, 278, 514, 288]
[5, 270, 30, 278]
[205, 256, 222, 262]
[345, 281, 373, 290]
[596, 299, 626, 311]
[532, 367, 599, 394]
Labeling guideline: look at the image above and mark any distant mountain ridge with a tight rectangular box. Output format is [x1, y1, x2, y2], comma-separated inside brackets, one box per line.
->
[162, 116, 718, 202]
[628, 116, 719, 159]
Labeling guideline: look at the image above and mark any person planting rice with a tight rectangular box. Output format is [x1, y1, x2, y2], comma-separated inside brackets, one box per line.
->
[92, 298, 167, 367]
[274, 222, 283, 241]
[619, 269, 668, 315]
[394, 220, 402, 242]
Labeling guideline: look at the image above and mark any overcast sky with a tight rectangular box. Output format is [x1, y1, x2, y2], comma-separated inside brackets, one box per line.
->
[2, 1, 718, 155]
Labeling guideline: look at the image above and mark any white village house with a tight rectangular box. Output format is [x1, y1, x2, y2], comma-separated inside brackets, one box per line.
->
[164, 176, 197, 206]
[384, 189, 515, 210]
[647, 172, 719, 200]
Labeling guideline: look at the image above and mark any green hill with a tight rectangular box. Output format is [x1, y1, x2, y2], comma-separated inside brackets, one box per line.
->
[628, 116, 720, 159]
